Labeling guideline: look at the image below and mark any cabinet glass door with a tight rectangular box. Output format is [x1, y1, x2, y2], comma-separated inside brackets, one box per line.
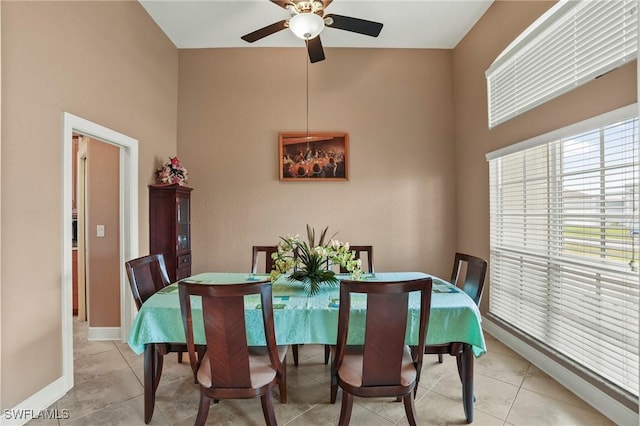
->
[176, 196, 190, 250]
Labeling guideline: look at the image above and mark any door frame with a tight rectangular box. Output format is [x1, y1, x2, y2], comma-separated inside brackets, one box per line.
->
[62, 112, 138, 390]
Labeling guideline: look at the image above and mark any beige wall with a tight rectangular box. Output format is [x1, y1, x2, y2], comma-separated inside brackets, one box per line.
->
[1, 1, 178, 408]
[86, 139, 120, 327]
[178, 48, 457, 278]
[452, 0, 637, 313]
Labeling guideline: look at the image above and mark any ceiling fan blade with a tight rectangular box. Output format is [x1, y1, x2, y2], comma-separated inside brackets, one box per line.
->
[270, 0, 292, 9]
[241, 20, 288, 43]
[306, 37, 325, 63]
[325, 14, 383, 37]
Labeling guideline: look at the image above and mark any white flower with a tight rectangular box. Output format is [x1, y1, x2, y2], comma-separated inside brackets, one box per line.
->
[270, 226, 363, 288]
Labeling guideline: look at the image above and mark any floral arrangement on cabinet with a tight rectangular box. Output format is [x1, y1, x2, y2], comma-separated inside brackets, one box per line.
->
[156, 156, 188, 185]
[270, 225, 362, 295]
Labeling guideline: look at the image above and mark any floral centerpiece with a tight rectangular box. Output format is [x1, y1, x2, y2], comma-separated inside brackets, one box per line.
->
[270, 225, 362, 295]
[156, 156, 188, 185]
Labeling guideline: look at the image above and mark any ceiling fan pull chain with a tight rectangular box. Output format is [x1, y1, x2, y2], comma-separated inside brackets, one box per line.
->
[306, 56, 310, 145]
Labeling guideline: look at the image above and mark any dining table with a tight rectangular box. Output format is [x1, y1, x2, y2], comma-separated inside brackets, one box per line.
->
[128, 271, 486, 424]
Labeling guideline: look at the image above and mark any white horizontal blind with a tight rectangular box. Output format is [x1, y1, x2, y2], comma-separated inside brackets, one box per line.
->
[489, 114, 640, 398]
[486, 0, 638, 128]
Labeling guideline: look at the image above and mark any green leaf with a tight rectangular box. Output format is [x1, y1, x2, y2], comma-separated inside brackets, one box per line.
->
[318, 226, 328, 246]
[277, 224, 362, 295]
[306, 224, 315, 247]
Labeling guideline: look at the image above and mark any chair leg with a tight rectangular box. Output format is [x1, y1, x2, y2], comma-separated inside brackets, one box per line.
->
[338, 391, 354, 426]
[330, 375, 338, 403]
[278, 355, 287, 403]
[324, 344, 330, 365]
[278, 381, 287, 404]
[194, 392, 211, 426]
[153, 350, 164, 392]
[458, 346, 475, 423]
[292, 344, 299, 366]
[196, 345, 206, 360]
[403, 393, 418, 426]
[260, 391, 278, 426]
[177, 351, 183, 364]
[438, 353, 443, 363]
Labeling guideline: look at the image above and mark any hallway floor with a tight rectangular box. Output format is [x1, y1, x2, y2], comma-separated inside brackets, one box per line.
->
[27, 318, 615, 425]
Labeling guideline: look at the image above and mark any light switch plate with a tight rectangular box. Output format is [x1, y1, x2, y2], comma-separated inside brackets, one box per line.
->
[97, 225, 105, 237]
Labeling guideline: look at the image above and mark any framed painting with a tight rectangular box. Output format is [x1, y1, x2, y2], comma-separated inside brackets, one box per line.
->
[279, 132, 349, 181]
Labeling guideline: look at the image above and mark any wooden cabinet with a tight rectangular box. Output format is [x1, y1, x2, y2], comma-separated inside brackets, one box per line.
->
[149, 184, 193, 282]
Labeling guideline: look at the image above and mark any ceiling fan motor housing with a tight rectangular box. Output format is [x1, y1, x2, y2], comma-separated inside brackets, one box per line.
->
[290, 1, 325, 16]
[241, 0, 383, 63]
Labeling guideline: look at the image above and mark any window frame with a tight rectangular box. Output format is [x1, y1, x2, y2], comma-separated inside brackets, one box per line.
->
[486, 104, 640, 404]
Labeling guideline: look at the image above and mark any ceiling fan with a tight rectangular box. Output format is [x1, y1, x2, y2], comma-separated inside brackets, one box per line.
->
[241, 0, 384, 63]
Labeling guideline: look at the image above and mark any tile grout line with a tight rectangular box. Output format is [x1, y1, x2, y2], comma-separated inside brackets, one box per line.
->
[500, 361, 533, 426]
[69, 320, 148, 425]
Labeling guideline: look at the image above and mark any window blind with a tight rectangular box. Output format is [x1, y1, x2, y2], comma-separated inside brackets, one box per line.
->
[488, 111, 639, 398]
[486, 0, 638, 128]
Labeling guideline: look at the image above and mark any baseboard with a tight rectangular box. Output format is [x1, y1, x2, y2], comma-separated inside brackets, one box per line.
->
[1, 376, 70, 426]
[87, 326, 120, 341]
[483, 318, 638, 426]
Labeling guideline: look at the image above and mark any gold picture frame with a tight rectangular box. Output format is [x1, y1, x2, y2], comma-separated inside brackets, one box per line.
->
[279, 132, 349, 181]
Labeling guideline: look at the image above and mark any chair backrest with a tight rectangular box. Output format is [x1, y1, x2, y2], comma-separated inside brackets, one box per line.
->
[334, 278, 432, 388]
[339, 245, 375, 273]
[450, 252, 488, 306]
[125, 254, 171, 309]
[178, 279, 283, 388]
[251, 245, 278, 274]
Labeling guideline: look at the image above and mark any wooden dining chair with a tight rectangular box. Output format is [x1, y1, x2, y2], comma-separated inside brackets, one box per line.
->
[126, 253, 172, 310]
[251, 245, 278, 274]
[427, 252, 487, 364]
[252, 245, 303, 367]
[178, 279, 287, 426]
[125, 254, 188, 387]
[330, 277, 433, 426]
[451, 252, 488, 306]
[322, 244, 376, 364]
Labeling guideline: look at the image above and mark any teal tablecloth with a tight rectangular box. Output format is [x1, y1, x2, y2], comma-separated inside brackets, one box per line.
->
[127, 272, 486, 357]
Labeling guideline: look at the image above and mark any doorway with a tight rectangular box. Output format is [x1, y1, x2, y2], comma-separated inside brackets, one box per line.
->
[62, 112, 138, 390]
[75, 134, 122, 331]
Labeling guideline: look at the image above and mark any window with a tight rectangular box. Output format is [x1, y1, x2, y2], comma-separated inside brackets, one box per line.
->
[487, 106, 639, 399]
[486, 0, 638, 128]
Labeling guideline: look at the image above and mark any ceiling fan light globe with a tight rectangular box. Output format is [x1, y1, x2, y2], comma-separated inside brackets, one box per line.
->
[289, 13, 324, 40]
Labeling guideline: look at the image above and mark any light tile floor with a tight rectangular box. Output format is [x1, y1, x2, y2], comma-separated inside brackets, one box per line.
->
[28, 318, 615, 425]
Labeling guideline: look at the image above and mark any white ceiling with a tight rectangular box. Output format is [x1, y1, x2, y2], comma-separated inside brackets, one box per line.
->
[139, 0, 493, 50]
